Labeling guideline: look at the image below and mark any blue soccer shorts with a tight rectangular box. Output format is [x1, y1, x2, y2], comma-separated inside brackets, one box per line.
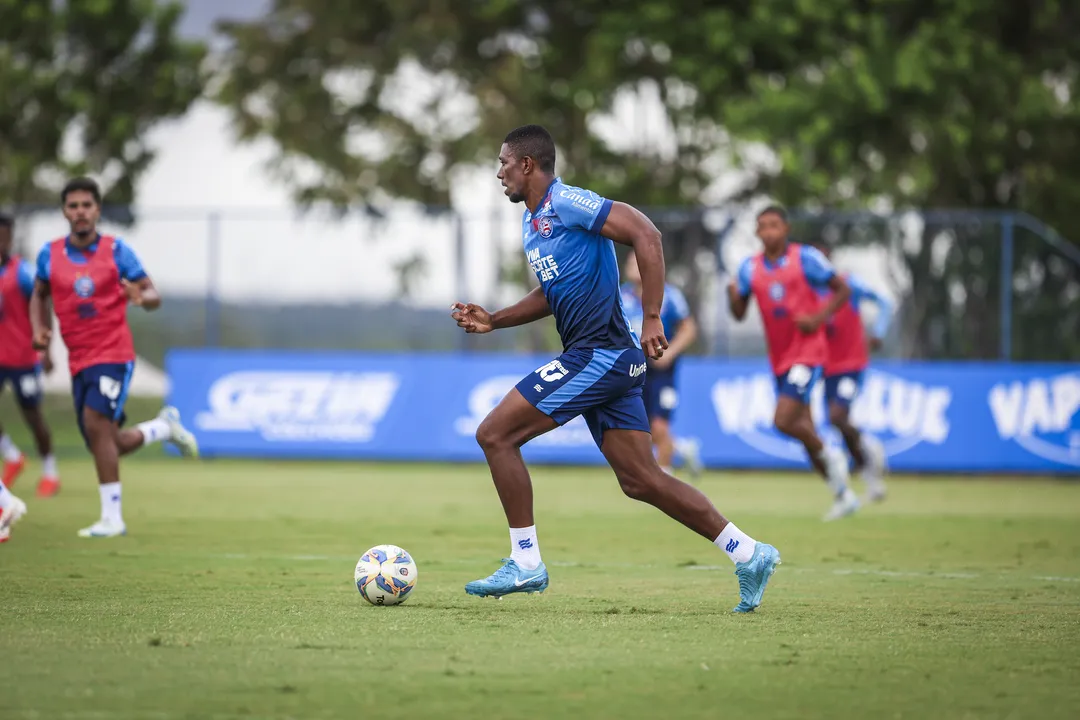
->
[774, 363, 823, 405]
[0, 365, 44, 409]
[642, 365, 678, 422]
[516, 346, 650, 447]
[824, 370, 865, 409]
[71, 362, 135, 446]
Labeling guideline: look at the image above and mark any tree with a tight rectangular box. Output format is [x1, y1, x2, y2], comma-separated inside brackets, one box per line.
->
[0, 0, 206, 209]
[651, 0, 1080, 360]
[215, 0, 721, 209]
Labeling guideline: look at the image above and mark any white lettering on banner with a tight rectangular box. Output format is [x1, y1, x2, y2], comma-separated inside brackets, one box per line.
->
[196, 371, 399, 442]
[988, 372, 1080, 466]
[454, 376, 594, 446]
[711, 370, 952, 461]
[558, 189, 601, 212]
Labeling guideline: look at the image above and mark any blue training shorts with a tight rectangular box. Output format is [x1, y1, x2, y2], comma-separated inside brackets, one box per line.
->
[642, 365, 678, 422]
[774, 363, 823, 405]
[516, 346, 650, 447]
[0, 365, 43, 409]
[824, 370, 864, 409]
[72, 362, 135, 446]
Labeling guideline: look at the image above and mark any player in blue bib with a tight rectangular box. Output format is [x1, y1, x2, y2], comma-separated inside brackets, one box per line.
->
[620, 253, 703, 479]
[451, 125, 780, 612]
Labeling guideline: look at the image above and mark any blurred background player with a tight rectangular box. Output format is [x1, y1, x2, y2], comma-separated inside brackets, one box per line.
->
[30, 177, 200, 538]
[727, 206, 860, 521]
[0, 212, 60, 497]
[620, 251, 703, 478]
[811, 241, 892, 503]
[451, 125, 780, 612]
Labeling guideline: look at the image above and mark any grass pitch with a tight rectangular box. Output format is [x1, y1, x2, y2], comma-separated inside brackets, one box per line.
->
[1, 400, 1079, 719]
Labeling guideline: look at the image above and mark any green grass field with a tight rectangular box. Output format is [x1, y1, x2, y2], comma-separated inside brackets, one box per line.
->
[2, 398, 1080, 719]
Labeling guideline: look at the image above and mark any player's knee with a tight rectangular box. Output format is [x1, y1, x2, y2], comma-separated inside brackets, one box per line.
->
[615, 468, 659, 502]
[475, 417, 511, 452]
[828, 404, 850, 430]
[774, 411, 799, 438]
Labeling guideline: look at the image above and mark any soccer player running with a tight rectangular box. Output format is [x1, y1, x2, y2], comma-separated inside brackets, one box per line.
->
[451, 125, 780, 612]
[620, 252, 704, 478]
[1, 213, 60, 500]
[811, 241, 892, 502]
[727, 207, 861, 521]
[29, 177, 199, 538]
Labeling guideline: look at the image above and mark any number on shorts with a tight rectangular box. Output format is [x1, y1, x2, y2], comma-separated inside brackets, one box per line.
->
[659, 387, 678, 410]
[535, 359, 568, 383]
[787, 364, 813, 389]
[837, 377, 859, 400]
[19, 374, 42, 398]
[99, 376, 122, 400]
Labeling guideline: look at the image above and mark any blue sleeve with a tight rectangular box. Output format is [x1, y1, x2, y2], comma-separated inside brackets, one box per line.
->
[113, 239, 147, 282]
[552, 185, 613, 234]
[800, 245, 836, 288]
[35, 245, 51, 285]
[665, 285, 691, 322]
[736, 258, 753, 298]
[17, 259, 36, 298]
[849, 275, 894, 338]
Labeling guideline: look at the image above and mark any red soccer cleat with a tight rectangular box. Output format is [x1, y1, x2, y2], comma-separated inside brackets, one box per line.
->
[2, 455, 26, 489]
[36, 476, 60, 498]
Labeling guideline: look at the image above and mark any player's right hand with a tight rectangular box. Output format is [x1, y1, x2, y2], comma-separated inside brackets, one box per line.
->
[450, 302, 494, 334]
[32, 328, 52, 351]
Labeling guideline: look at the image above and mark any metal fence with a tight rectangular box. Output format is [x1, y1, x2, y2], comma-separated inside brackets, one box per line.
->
[9, 205, 1079, 366]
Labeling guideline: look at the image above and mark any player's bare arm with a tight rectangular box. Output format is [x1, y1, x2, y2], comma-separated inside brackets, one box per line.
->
[599, 202, 669, 359]
[123, 276, 161, 311]
[29, 279, 52, 350]
[796, 274, 851, 333]
[451, 287, 551, 334]
[727, 282, 750, 321]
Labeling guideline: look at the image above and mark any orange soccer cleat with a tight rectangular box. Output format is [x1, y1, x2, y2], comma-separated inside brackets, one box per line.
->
[2, 455, 27, 489]
[36, 476, 60, 498]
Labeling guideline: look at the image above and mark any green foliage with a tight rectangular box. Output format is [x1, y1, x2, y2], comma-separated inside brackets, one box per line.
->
[0, 0, 207, 207]
[216, 0, 1080, 358]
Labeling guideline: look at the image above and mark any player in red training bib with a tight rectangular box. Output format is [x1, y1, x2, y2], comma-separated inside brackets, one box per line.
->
[727, 206, 861, 521]
[811, 242, 893, 503]
[29, 177, 200, 538]
[0, 213, 60, 510]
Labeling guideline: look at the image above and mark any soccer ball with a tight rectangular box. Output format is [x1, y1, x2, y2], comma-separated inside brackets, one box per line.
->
[354, 544, 417, 606]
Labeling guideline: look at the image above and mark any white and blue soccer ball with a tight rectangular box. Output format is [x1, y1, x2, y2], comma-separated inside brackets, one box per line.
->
[354, 544, 417, 606]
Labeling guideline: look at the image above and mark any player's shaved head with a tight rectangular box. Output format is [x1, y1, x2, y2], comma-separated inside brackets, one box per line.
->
[503, 125, 556, 174]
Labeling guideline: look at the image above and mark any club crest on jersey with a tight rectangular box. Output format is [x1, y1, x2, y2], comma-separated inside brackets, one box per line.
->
[74, 275, 96, 298]
[768, 282, 785, 301]
[537, 217, 554, 238]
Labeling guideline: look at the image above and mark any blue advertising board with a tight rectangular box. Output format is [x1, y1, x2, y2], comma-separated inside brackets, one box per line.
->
[165, 350, 1080, 473]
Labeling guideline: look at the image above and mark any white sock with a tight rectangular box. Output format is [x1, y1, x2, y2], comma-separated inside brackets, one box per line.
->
[0, 434, 22, 462]
[42, 454, 58, 478]
[135, 418, 171, 445]
[715, 523, 756, 564]
[817, 447, 849, 498]
[509, 526, 542, 571]
[99, 482, 123, 525]
[0, 482, 11, 509]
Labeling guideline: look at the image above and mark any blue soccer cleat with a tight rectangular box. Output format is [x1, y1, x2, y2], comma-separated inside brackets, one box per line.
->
[465, 558, 549, 598]
[733, 543, 781, 613]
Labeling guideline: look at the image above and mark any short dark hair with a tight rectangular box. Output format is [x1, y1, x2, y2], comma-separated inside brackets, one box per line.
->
[503, 125, 556, 173]
[61, 177, 102, 205]
[0, 212, 13, 228]
[757, 205, 788, 223]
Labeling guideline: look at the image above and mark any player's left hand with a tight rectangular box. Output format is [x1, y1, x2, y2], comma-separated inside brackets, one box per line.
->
[869, 337, 883, 352]
[795, 314, 823, 333]
[42, 353, 55, 375]
[451, 302, 494, 334]
[641, 316, 668, 361]
[122, 279, 144, 306]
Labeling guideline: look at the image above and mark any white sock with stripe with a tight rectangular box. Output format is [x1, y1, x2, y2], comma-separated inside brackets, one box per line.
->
[715, 523, 756, 564]
[509, 526, 542, 571]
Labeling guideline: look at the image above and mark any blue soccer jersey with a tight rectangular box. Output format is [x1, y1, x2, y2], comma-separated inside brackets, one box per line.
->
[522, 179, 639, 351]
[619, 282, 691, 342]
